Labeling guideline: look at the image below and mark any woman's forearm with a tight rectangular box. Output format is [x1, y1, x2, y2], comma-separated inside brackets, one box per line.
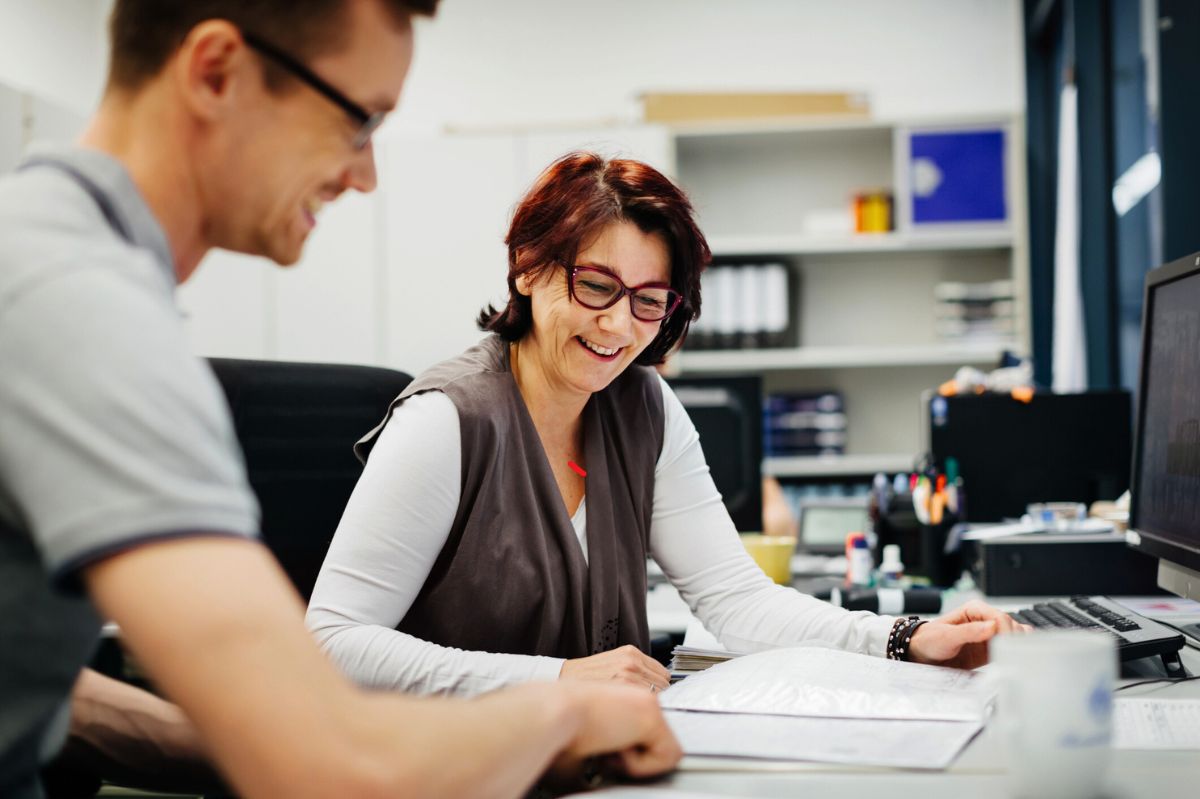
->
[62, 667, 225, 792]
[314, 620, 564, 695]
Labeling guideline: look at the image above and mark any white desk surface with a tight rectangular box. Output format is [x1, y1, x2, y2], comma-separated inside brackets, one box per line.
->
[639, 589, 1200, 798]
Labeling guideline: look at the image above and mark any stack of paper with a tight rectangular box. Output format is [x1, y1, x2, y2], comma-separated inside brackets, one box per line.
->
[668, 645, 746, 679]
[658, 646, 994, 769]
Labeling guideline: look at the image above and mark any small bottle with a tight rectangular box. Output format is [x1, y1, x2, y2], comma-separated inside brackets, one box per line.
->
[878, 544, 905, 587]
[847, 534, 874, 587]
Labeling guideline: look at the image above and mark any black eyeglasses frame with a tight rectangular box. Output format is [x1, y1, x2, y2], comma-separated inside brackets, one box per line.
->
[242, 31, 385, 150]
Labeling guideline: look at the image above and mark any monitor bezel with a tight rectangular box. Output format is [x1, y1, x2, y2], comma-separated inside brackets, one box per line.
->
[1128, 250, 1200, 575]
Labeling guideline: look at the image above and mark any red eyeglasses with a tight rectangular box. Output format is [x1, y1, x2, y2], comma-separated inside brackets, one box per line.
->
[560, 262, 681, 322]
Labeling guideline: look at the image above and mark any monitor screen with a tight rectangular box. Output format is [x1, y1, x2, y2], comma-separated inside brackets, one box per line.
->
[1130, 254, 1200, 586]
[797, 499, 869, 554]
[667, 375, 763, 532]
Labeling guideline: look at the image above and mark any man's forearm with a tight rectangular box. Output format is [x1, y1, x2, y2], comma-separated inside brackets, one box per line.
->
[61, 668, 225, 792]
[81, 537, 575, 798]
[82, 537, 679, 798]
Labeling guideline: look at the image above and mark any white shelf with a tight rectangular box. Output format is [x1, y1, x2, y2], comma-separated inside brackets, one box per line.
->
[707, 230, 1013, 257]
[677, 342, 1016, 372]
[765, 453, 914, 478]
[669, 113, 1024, 141]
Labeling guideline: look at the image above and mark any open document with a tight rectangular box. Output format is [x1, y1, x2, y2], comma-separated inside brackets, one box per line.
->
[665, 711, 983, 770]
[660, 646, 994, 721]
[657, 646, 993, 769]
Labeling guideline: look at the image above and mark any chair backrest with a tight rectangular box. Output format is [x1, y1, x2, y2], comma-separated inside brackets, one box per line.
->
[208, 358, 411, 600]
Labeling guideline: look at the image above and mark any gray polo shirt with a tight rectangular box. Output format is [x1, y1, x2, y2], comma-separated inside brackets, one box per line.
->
[0, 148, 259, 797]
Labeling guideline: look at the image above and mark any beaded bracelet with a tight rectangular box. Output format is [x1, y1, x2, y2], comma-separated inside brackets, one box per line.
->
[886, 615, 927, 661]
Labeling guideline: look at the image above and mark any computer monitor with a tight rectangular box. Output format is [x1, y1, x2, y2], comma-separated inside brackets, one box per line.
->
[1128, 251, 1200, 613]
[667, 375, 763, 532]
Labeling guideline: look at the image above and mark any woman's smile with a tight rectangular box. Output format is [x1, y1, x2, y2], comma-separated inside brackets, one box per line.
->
[576, 336, 622, 360]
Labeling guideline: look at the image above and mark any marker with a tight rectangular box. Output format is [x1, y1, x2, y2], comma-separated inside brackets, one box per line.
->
[568, 460, 587, 478]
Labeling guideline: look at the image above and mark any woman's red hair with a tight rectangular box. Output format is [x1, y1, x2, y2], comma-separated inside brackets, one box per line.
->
[477, 151, 710, 365]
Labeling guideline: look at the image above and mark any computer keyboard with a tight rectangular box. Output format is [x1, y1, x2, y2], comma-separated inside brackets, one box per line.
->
[1010, 595, 1187, 676]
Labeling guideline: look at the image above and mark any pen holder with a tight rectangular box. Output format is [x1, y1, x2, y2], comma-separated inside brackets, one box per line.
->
[915, 520, 961, 588]
[875, 493, 921, 574]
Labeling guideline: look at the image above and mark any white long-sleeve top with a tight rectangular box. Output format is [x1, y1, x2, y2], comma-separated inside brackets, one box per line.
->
[305, 376, 894, 696]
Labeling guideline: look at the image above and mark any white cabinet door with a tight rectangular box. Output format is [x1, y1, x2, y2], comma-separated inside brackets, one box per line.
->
[177, 250, 275, 360]
[378, 132, 520, 375]
[180, 194, 383, 366]
[0, 84, 22, 174]
[272, 190, 382, 366]
[25, 94, 83, 149]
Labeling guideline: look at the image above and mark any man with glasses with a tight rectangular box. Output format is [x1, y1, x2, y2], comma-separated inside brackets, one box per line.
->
[0, 2, 679, 797]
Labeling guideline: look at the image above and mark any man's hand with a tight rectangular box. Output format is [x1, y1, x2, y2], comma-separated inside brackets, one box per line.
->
[907, 600, 1030, 669]
[545, 681, 682, 785]
[560, 645, 671, 692]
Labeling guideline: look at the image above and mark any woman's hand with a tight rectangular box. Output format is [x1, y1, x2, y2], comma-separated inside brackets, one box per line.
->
[559, 644, 671, 692]
[906, 600, 1031, 669]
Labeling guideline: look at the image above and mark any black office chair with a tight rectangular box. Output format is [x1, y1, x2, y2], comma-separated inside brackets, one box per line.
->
[43, 358, 411, 799]
[208, 357, 412, 600]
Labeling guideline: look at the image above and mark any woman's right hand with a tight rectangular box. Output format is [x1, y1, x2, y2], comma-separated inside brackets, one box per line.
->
[559, 645, 671, 692]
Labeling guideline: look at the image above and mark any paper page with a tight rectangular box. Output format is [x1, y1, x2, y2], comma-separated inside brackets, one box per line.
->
[1114, 698, 1200, 749]
[1113, 597, 1200, 620]
[562, 789, 728, 798]
[666, 710, 983, 770]
[659, 646, 994, 722]
[959, 518, 1113, 541]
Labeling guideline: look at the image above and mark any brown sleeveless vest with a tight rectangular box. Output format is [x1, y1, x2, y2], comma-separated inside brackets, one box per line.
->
[356, 335, 664, 658]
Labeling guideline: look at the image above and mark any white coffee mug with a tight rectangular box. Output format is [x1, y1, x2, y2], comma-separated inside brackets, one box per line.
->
[989, 630, 1116, 799]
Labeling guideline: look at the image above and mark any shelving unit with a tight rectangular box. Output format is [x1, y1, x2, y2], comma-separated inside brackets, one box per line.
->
[765, 453, 915, 478]
[670, 115, 1029, 481]
[706, 229, 1015, 257]
[677, 342, 1015, 372]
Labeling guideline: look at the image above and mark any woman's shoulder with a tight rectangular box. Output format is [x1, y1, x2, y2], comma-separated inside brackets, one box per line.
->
[404, 335, 510, 397]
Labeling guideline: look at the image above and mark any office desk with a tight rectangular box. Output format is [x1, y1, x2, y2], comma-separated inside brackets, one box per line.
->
[640, 589, 1200, 798]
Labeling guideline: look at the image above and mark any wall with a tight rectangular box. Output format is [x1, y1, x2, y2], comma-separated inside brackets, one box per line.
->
[0, 0, 109, 114]
[395, 0, 1025, 133]
[366, 0, 1026, 373]
[0, 0, 1027, 375]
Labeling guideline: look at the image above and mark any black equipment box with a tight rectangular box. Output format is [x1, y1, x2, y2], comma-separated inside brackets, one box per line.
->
[966, 533, 1161, 596]
[927, 391, 1132, 522]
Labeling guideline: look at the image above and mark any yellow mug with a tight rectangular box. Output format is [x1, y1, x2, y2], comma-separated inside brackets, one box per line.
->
[741, 533, 797, 584]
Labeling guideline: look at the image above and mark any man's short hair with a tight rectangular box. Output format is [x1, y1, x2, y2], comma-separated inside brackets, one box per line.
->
[107, 0, 439, 91]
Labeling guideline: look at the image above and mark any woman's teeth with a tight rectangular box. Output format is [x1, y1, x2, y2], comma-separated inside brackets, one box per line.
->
[580, 337, 619, 356]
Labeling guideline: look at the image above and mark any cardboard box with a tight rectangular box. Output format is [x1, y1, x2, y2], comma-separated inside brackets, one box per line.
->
[640, 92, 869, 125]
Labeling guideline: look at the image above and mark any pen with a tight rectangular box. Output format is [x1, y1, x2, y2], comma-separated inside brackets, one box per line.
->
[944, 458, 961, 516]
[912, 476, 931, 525]
[930, 488, 945, 525]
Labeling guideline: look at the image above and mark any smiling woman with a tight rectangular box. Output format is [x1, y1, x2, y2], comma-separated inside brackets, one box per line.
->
[304, 151, 1025, 699]
[480, 152, 708, 366]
